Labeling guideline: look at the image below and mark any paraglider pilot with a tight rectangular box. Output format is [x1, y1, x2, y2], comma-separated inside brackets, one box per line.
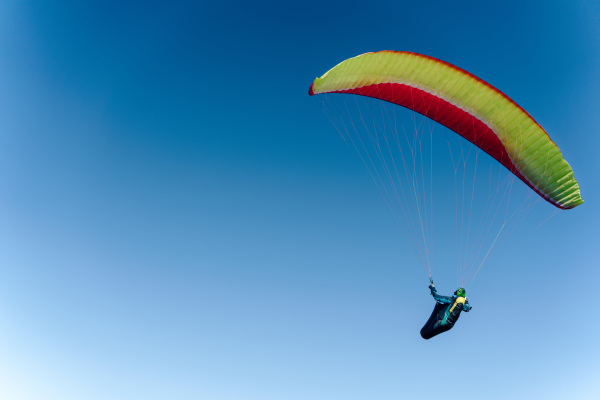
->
[420, 280, 471, 339]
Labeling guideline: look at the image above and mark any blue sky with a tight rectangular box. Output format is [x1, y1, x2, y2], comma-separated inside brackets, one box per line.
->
[0, 1, 599, 399]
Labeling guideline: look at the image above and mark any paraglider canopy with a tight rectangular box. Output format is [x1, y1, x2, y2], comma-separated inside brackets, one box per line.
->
[309, 51, 583, 210]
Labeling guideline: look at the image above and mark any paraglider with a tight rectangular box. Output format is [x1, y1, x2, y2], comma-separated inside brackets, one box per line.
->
[420, 282, 471, 339]
[309, 51, 583, 338]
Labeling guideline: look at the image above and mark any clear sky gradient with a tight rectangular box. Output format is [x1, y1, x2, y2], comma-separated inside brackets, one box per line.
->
[1, 1, 599, 399]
